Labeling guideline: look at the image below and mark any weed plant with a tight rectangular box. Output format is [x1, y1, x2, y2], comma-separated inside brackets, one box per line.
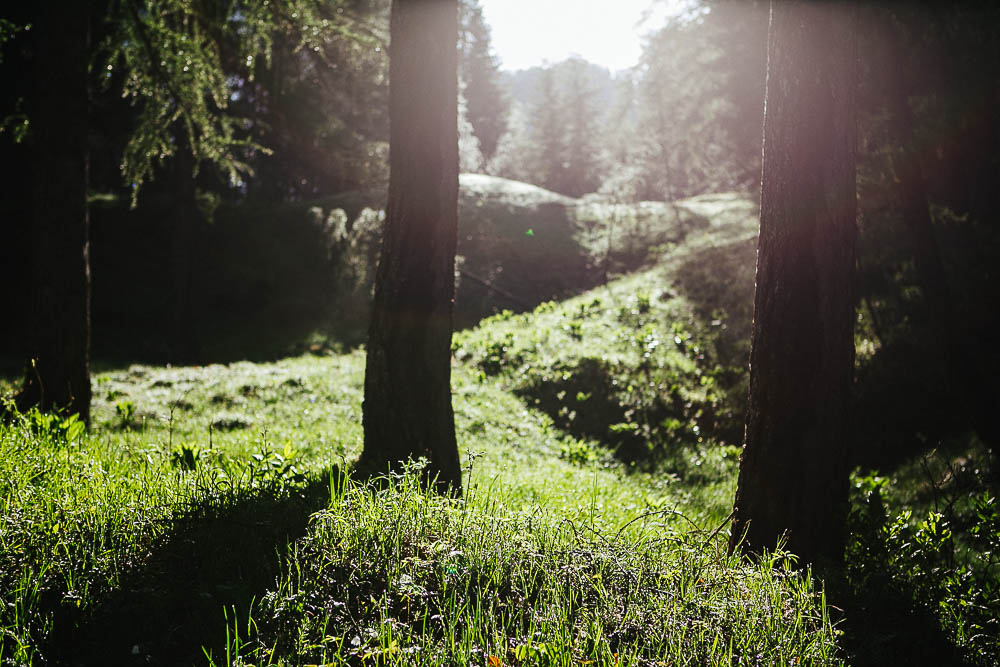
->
[452, 280, 743, 469]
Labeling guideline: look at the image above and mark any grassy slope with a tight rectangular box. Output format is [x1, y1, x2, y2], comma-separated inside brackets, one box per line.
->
[1, 190, 845, 664]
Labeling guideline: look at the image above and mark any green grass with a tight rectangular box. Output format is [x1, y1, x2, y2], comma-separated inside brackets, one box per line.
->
[216, 471, 838, 666]
[0, 189, 850, 665]
[1, 346, 841, 665]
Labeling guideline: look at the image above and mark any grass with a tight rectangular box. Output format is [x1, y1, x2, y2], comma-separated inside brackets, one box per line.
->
[0, 189, 850, 665]
[218, 470, 838, 666]
[1, 347, 841, 665]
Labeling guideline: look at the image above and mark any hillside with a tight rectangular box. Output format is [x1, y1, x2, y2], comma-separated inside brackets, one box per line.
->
[7, 183, 989, 664]
[5, 175, 722, 368]
[454, 174, 722, 328]
[0, 190, 852, 666]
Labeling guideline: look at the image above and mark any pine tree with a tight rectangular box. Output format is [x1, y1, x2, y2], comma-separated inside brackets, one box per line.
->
[459, 0, 508, 166]
[560, 57, 601, 197]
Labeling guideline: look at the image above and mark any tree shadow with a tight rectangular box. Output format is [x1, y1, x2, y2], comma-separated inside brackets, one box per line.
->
[48, 469, 341, 666]
[455, 199, 601, 329]
[512, 356, 649, 463]
[824, 566, 971, 667]
[670, 236, 756, 368]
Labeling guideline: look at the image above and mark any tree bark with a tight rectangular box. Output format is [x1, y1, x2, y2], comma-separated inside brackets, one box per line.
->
[17, 0, 93, 424]
[169, 142, 201, 365]
[360, 0, 462, 493]
[730, 1, 858, 566]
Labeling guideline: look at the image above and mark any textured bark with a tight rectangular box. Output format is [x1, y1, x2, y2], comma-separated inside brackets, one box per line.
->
[17, 0, 93, 423]
[730, 1, 857, 566]
[360, 0, 462, 493]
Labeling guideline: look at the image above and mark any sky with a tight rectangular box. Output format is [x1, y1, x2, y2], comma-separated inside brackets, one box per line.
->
[478, 0, 676, 73]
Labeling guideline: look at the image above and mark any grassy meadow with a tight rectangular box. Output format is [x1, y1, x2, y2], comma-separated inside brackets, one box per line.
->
[0, 188, 848, 665]
[4, 183, 995, 665]
[2, 349, 840, 665]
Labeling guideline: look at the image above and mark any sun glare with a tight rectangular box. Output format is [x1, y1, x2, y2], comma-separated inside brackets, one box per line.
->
[479, 0, 678, 72]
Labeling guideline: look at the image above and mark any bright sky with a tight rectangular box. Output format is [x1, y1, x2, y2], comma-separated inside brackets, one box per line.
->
[479, 0, 675, 72]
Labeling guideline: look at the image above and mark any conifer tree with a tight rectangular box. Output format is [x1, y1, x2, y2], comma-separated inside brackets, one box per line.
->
[459, 0, 507, 166]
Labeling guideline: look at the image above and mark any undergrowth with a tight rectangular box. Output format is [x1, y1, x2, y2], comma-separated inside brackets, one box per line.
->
[844, 451, 1000, 666]
[209, 468, 841, 666]
[22, 190, 1000, 663]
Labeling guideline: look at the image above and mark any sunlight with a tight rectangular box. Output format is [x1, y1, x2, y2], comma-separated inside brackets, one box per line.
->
[479, 0, 683, 71]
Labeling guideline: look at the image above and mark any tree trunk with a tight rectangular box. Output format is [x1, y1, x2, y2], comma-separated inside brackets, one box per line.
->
[17, 0, 93, 424]
[169, 143, 201, 365]
[730, 1, 858, 566]
[360, 0, 462, 493]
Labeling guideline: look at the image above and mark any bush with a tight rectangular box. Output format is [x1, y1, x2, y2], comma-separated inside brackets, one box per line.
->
[845, 470, 1000, 665]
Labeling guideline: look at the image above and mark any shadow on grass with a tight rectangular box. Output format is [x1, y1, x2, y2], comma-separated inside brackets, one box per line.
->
[512, 357, 651, 464]
[824, 568, 971, 667]
[48, 469, 342, 667]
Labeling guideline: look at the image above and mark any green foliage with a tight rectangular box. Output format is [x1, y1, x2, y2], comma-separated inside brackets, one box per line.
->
[99, 0, 373, 203]
[558, 437, 597, 466]
[104, 0, 255, 201]
[213, 470, 840, 665]
[620, 1, 768, 201]
[21, 407, 85, 444]
[846, 464, 1000, 665]
[0, 409, 194, 663]
[114, 399, 135, 426]
[455, 280, 741, 469]
[494, 59, 606, 196]
[236, 0, 391, 198]
[477, 331, 521, 376]
[170, 443, 203, 470]
[0, 188, 823, 662]
[452, 191, 756, 473]
[0, 341, 828, 665]
[249, 442, 307, 489]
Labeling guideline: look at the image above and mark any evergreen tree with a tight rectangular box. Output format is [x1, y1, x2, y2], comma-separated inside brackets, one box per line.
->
[628, 1, 767, 200]
[459, 0, 508, 167]
[528, 66, 566, 193]
[560, 57, 602, 197]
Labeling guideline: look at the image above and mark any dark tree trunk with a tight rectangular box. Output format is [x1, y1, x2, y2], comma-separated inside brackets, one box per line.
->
[169, 143, 201, 365]
[0, 7, 34, 365]
[17, 0, 93, 424]
[730, 1, 858, 566]
[359, 0, 462, 493]
[880, 17, 1000, 455]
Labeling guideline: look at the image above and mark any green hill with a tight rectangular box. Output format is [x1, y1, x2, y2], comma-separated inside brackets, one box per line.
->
[55, 175, 732, 365]
[0, 188, 852, 665]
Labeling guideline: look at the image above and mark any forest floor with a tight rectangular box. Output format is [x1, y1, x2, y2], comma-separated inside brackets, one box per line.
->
[1, 192, 845, 665]
[1, 353, 841, 665]
[3, 189, 990, 665]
